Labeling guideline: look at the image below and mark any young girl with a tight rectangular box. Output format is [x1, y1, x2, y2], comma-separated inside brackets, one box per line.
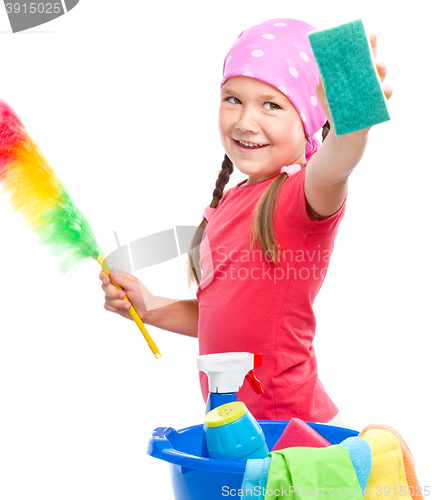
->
[99, 19, 392, 426]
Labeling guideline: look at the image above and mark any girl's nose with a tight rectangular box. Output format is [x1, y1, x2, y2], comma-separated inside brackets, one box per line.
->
[235, 107, 260, 134]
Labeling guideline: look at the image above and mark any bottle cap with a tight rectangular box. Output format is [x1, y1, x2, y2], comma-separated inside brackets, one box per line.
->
[205, 401, 247, 428]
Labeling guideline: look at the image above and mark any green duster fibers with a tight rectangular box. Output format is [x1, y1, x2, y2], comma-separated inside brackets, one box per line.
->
[308, 19, 390, 136]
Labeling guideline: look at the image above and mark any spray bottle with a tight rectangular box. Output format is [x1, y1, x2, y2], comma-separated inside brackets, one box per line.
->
[197, 352, 264, 457]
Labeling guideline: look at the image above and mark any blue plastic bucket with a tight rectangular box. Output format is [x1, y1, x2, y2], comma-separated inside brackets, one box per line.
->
[147, 420, 358, 500]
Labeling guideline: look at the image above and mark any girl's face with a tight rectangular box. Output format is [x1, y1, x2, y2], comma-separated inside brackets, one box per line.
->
[219, 76, 307, 185]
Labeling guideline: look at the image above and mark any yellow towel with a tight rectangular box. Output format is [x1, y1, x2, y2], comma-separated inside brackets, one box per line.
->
[360, 424, 423, 500]
[360, 428, 412, 500]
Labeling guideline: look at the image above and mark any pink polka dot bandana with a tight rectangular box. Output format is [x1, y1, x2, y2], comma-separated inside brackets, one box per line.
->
[221, 19, 327, 161]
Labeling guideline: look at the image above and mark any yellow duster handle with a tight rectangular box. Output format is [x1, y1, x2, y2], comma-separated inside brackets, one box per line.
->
[96, 254, 161, 359]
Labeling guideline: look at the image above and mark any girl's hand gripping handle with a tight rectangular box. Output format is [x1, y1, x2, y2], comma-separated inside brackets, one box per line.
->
[96, 255, 161, 359]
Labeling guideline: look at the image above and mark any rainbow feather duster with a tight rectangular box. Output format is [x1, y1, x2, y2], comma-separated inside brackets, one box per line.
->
[0, 100, 161, 358]
[0, 100, 103, 276]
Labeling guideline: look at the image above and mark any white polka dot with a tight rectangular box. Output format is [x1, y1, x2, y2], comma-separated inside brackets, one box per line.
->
[301, 113, 306, 122]
[246, 43, 258, 49]
[293, 42, 304, 51]
[251, 50, 264, 57]
[286, 58, 296, 68]
[311, 96, 318, 106]
[262, 34, 275, 39]
[300, 51, 310, 62]
[278, 86, 287, 95]
[274, 22, 286, 27]
[240, 63, 252, 71]
[289, 67, 299, 78]
[243, 71, 254, 77]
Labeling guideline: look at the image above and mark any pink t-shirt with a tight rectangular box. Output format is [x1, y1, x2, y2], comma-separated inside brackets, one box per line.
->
[196, 168, 347, 422]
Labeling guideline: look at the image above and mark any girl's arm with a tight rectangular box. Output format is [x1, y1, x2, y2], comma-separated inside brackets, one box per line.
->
[304, 32, 393, 219]
[143, 297, 199, 338]
[100, 270, 199, 338]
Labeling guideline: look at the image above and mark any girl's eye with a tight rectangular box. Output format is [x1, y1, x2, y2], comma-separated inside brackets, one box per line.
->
[227, 96, 241, 104]
[263, 102, 280, 110]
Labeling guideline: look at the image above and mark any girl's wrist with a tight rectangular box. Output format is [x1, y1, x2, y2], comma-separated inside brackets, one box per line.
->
[328, 125, 370, 144]
[141, 295, 180, 324]
[140, 301, 156, 325]
[141, 309, 151, 324]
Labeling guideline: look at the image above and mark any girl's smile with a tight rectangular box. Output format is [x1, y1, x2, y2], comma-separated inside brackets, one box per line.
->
[233, 138, 268, 152]
[219, 76, 307, 185]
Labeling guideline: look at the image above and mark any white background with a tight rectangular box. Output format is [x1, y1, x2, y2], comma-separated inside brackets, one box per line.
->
[0, 1, 430, 499]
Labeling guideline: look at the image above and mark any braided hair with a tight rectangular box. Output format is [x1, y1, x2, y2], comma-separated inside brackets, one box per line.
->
[186, 154, 233, 286]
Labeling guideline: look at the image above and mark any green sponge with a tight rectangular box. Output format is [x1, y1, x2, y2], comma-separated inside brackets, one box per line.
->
[308, 19, 390, 136]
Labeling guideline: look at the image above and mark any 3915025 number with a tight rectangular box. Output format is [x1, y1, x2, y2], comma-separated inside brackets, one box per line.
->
[5, 3, 62, 14]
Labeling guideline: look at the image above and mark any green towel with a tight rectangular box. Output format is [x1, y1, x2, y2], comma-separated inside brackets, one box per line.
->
[265, 445, 364, 500]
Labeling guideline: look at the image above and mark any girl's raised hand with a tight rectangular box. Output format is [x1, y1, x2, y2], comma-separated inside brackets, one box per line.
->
[315, 31, 393, 139]
[100, 269, 154, 322]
